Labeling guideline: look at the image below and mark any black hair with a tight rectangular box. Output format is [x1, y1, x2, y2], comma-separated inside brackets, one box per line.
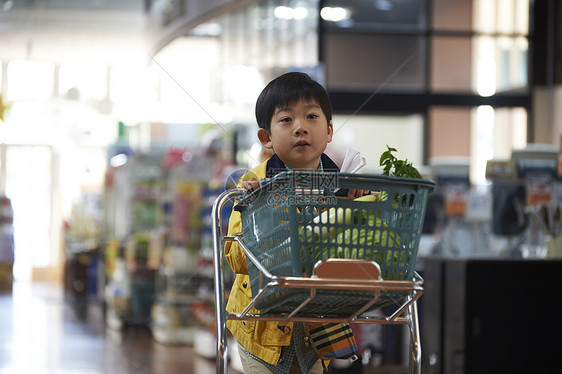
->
[255, 72, 333, 132]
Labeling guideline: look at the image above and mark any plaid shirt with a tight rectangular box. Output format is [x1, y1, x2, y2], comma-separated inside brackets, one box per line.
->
[247, 322, 320, 374]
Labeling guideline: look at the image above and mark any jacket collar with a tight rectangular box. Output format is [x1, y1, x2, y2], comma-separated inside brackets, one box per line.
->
[265, 153, 340, 179]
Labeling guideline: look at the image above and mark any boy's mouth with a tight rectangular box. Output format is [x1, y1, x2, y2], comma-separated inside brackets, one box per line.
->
[294, 140, 310, 148]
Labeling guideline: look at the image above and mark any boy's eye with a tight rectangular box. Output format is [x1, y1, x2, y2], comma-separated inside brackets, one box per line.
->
[307, 114, 319, 119]
[280, 117, 292, 123]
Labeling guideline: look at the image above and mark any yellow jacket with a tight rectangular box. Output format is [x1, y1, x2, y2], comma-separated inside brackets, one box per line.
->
[224, 159, 293, 365]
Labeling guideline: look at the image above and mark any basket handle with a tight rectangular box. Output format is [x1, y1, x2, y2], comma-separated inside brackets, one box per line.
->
[312, 259, 382, 281]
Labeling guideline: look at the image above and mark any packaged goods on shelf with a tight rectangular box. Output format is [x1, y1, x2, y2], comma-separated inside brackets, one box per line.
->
[105, 259, 131, 320]
[63, 192, 104, 301]
[101, 144, 236, 338]
[151, 299, 196, 344]
[0, 263, 13, 291]
[0, 197, 14, 266]
[0, 196, 14, 290]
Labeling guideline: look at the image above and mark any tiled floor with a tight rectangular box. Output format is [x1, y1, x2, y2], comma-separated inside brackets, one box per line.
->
[0, 281, 240, 374]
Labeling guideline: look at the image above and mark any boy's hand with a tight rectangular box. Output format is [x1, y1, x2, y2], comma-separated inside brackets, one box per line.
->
[347, 189, 370, 198]
[241, 178, 262, 191]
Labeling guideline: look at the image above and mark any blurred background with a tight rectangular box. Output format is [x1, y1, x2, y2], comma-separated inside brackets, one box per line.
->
[0, 0, 561, 373]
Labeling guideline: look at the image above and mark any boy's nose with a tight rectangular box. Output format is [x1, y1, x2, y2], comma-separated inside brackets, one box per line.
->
[294, 120, 308, 135]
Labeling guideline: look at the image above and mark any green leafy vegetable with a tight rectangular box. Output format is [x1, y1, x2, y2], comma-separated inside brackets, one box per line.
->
[380, 145, 421, 179]
[297, 147, 423, 277]
[298, 207, 402, 275]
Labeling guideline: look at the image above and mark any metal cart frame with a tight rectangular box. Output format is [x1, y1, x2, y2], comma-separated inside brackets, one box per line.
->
[212, 188, 425, 374]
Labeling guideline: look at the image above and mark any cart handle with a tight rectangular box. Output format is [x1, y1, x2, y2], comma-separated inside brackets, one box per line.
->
[212, 188, 244, 374]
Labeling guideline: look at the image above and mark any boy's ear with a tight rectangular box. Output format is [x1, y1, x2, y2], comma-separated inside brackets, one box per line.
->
[327, 121, 334, 143]
[257, 128, 273, 149]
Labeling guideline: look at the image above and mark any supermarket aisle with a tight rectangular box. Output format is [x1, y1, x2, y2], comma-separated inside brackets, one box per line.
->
[0, 281, 231, 374]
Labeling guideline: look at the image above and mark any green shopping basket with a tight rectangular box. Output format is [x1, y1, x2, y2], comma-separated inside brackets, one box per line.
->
[234, 171, 435, 315]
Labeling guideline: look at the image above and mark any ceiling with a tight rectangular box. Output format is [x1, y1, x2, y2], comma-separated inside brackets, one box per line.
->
[0, 0, 150, 63]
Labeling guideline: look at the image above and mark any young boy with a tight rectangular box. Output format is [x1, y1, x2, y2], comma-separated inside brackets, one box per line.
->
[224, 72, 362, 374]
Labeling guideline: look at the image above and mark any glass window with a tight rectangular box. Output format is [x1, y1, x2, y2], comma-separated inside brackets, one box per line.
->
[152, 37, 222, 123]
[110, 64, 148, 104]
[331, 113, 424, 172]
[492, 106, 527, 158]
[58, 62, 108, 101]
[473, 35, 528, 95]
[325, 33, 425, 91]
[322, 0, 427, 31]
[429, 106, 527, 184]
[217, 0, 319, 74]
[5, 145, 53, 278]
[431, 35, 528, 94]
[7, 60, 54, 101]
[474, 0, 529, 35]
[471, 105, 527, 184]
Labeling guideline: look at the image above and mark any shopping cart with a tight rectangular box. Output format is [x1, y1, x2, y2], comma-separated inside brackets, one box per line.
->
[212, 171, 435, 374]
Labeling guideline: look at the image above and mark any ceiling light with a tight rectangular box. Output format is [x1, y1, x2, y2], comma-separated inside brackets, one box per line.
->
[320, 7, 350, 22]
[293, 7, 308, 20]
[274, 6, 293, 20]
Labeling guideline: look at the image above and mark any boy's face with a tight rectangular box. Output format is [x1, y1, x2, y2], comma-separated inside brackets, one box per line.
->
[258, 99, 333, 170]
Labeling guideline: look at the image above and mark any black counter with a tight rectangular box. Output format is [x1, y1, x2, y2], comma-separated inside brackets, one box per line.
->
[421, 257, 562, 374]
